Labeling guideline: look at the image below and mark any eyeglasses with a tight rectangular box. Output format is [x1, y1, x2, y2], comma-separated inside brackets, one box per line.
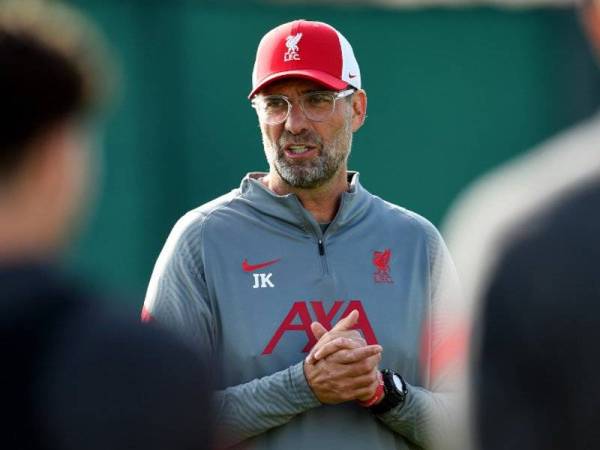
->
[251, 88, 355, 125]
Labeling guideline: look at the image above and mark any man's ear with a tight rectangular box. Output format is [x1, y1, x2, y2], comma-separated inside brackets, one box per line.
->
[351, 89, 367, 132]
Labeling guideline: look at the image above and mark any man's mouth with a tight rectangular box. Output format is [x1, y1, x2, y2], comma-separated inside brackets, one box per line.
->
[283, 144, 318, 158]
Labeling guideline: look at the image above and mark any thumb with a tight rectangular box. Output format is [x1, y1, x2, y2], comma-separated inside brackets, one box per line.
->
[332, 309, 359, 332]
[311, 321, 328, 340]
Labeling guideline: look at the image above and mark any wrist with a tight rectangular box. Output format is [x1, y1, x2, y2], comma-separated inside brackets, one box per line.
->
[372, 390, 385, 405]
[357, 371, 385, 407]
[297, 360, 322, 406]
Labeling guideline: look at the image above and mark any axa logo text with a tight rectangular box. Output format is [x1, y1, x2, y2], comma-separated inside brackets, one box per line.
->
[262, 300, 378, 355]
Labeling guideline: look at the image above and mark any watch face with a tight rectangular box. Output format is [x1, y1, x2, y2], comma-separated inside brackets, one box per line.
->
[392, 374, 404, 392]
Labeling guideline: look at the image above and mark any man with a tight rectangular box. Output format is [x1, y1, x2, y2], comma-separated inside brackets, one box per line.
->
[145, 20, 465, 450]
[441, 1, 600, 448]
[442, 0, 600, 331]
[0, 1, 213, 449]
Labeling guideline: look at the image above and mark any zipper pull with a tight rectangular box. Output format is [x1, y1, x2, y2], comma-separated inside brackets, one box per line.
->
[318, 240, 325, 256]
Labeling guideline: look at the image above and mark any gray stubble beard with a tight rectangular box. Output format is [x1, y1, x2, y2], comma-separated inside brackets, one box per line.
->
[263, 116, 353, 189]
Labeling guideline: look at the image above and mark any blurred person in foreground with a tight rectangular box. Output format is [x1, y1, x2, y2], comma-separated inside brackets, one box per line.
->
[477, 179, 600, 449]
[442, 1, 600, 330]
[442, 1, 600, 448]
[0, 1, 213, 449]
[144, 19, 467, 450]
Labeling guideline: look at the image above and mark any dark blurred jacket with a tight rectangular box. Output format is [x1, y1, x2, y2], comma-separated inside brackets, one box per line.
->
[0, 262, 213, 450]
[476, 179, 600, 450]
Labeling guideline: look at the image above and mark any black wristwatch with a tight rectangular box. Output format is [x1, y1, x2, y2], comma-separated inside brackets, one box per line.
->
[369, 369, 407, 415]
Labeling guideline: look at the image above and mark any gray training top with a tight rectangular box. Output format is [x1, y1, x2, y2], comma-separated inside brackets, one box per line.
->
[144, 172, 464, 450]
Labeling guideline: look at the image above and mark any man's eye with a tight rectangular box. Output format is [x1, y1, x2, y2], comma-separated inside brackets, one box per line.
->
[264, 98, 287, 109]
[306, 94, 333, 106]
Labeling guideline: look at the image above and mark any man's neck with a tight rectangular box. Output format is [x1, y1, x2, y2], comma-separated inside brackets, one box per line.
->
[261, 169, 349, 224]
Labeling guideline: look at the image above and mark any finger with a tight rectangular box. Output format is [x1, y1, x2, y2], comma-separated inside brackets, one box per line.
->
[337, 330, 365, 345]
[355, 379, 382, 402]
[344, 354, 381, 376]
[311, 321, 328, 341]
[326, 344, 382, 364]
[346, 372, 378, 390]
[313, 337, 365, 361]
[314, 331, 365, 357]
[308, 330, 365, 363]
[322, 330, 364, 345]
[316, 341, 375, 364]
[330, 309, 359, 332]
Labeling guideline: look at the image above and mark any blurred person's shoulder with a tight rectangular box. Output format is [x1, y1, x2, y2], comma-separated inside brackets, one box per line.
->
[503, 176, 600, 260]
[442, 111, 600, 303]
[489, 177, 600, 317]
[445, 109, 600, 247]
[0, 263, 214, 450]
[36, 275, 214, 450]
[477, 180, 600, 450]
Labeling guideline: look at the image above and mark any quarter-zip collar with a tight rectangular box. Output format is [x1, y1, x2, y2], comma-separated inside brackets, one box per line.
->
[238, 171, 371, 237]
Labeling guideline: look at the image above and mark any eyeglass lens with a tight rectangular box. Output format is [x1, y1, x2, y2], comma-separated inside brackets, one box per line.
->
[258, 92, 337, 124]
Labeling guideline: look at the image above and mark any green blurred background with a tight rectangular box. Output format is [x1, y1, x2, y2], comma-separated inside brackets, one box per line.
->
[66, 0, 600, 303]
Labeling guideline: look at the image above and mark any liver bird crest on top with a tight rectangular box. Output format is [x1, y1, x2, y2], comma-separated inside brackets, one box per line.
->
[284, 33, 302, 61]
[373, 249, 394, 284]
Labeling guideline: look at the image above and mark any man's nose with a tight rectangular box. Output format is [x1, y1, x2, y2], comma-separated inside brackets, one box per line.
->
[284, 102, 310, 135]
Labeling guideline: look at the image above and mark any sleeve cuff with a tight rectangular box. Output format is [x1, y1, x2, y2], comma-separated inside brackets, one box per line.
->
[377, 382, 414, 419]
[288, 360, 321, 409]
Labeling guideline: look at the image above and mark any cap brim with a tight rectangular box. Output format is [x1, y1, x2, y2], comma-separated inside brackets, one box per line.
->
[248, 69, 348, 99]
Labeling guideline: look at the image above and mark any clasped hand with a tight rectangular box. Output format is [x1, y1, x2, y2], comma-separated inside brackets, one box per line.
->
[303, 310, 383, 404]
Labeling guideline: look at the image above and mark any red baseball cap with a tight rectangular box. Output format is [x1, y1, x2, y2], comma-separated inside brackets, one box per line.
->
[249, 20, 361, 99]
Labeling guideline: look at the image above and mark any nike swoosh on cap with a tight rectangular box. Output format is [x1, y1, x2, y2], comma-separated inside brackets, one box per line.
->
[242, 258, 281, 272]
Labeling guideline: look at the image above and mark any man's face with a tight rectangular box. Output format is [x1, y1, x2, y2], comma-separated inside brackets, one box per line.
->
[256, 78, 356, 189]
[44, 120, 94, 251]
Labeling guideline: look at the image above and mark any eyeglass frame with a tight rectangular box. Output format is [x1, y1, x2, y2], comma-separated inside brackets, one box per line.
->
[250, 88, 356, 125]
